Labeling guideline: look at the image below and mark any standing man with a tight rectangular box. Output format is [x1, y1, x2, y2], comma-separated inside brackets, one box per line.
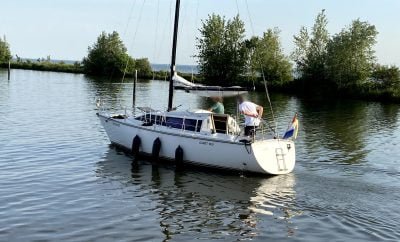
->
[238, 95, 263, 137]
[208, 96, 224, 114]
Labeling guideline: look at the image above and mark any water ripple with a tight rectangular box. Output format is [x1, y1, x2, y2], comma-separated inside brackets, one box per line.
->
[0, 70, 399, 241]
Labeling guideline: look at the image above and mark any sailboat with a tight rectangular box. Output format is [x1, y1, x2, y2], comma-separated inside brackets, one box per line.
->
[97, 0, 297, 175]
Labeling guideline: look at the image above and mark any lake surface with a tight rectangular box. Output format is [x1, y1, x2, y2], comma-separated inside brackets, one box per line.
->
[0, 69, 399, 241]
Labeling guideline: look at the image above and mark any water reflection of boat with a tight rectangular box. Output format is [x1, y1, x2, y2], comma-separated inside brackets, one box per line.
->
[96, 147, 298, 240]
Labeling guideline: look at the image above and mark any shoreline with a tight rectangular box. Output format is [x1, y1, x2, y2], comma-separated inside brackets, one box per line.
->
[1, 62, 399, 103]
[0, 61, 197, 82]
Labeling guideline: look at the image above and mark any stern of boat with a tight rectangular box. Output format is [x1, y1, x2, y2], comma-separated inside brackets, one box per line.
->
[251, 139, 296, 175]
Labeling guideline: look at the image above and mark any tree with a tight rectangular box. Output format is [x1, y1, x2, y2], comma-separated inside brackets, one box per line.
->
[292, 10, 329, 82]
[83, 31, 133, 76]
[244, 36, 259, 82]
[0, 36, 12, 64]
[197, 14, 247, 85]
[250, 28, 293, 86]
[291, 26, 309, 78]
[307, 10, 329, 80]
[134, 58, 152, 77]
[325, 20, 378, 88]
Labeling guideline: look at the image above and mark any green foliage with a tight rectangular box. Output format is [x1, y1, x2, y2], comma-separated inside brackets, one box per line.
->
[82, 31, 153, 78]
[291, 26, 309, 77]
[0, 36, 12, 63]
[1, 58, 155, 78]
[134, 58, 152, 77]
[291, 10, 387, 100]
[307, 10, 329, 80]
[325, 20, 378, 88]
[83, 31, 133, 76]
[250, 28, 293, 86]
[292, 10, 329, 82]
[197, 14, 247, 85]
[244, 36, 258, 82]
[4, 60, 83, 74]
[371, 65, 400, 88]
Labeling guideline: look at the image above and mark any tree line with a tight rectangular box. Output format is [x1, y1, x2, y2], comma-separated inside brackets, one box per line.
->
[0, 31, 152, 78]
[290, 10, 399, 97]
[197, 11, 400, 100]
[1, 10, 399, 101]
[197, 14, 292, 87]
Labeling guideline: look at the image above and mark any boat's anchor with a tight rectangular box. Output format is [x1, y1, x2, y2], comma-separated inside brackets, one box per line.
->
[175, 145, 184, 170]
[152, 137, 162, 161]
[132, 135, 141, 157]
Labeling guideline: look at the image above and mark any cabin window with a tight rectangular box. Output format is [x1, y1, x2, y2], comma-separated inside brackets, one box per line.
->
[137, 115, 202, 132]
[136, 114, 165, 125]
[184, 119, 202, 132]
[166, 117, 183, 129]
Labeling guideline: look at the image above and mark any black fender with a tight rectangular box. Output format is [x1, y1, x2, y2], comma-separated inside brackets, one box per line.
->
[131, 135, 141, 156]
[175, 145, 184, 169]
[152, 138, 162, 161]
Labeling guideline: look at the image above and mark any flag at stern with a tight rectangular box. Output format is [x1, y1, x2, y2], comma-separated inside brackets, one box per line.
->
[283, 113, 299, 140]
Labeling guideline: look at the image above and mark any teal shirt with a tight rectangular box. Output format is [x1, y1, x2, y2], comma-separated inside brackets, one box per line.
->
[211, 102, 224, 114]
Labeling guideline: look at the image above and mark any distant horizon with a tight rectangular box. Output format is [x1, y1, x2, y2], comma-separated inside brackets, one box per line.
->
[12, 57, 199, 68]
[2, 0, 400, 66]
[11, 57, 198, 74]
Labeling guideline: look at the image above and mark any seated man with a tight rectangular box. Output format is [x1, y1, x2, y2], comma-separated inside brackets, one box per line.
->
[208, 96, 224, 114]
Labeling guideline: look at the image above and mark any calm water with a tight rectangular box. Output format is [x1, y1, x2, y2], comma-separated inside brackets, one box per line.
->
[0, 69, 399, 241]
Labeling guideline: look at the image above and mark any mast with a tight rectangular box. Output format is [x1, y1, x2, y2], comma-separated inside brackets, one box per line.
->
[168, 0, 181, 111]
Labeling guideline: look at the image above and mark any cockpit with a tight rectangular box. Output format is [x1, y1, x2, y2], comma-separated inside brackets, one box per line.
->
[134, 109, 241, 136]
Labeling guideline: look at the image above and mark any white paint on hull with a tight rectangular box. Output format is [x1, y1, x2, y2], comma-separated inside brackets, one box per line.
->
[98, 113, 295, 175]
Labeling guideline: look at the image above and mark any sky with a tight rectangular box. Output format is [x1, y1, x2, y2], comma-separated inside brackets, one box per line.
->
[1, 0, 399, 66]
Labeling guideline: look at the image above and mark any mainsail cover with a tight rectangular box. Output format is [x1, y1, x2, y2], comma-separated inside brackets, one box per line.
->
[173, 73, 200, 87]
[173, 73, 247, 97]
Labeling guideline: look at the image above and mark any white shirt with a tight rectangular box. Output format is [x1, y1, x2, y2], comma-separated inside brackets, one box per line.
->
[239, 101, 260, 126]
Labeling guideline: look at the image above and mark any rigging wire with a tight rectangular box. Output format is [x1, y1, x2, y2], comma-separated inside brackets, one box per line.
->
[122, 0, 138, 38]
[122, 0, 146, 81]
[235, 0, 240, 16]
[194, 0, 200, 43]
[191, 0, 200, 83]
[151, 0, 173, 109]
[177, 0, 195, 78]
[244, 0, 278, 136]
[152, 0, 160, 80]
[103, 0, 137, 109]
[155, 0, 174, 72]
[118, 0, 146, 106]
[104, 0, 137, 84]
[176, 0, 189, 73]
[234, 0, 241, 126]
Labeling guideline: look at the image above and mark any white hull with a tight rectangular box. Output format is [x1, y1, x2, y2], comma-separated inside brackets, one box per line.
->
[98, 113, 295, 175]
